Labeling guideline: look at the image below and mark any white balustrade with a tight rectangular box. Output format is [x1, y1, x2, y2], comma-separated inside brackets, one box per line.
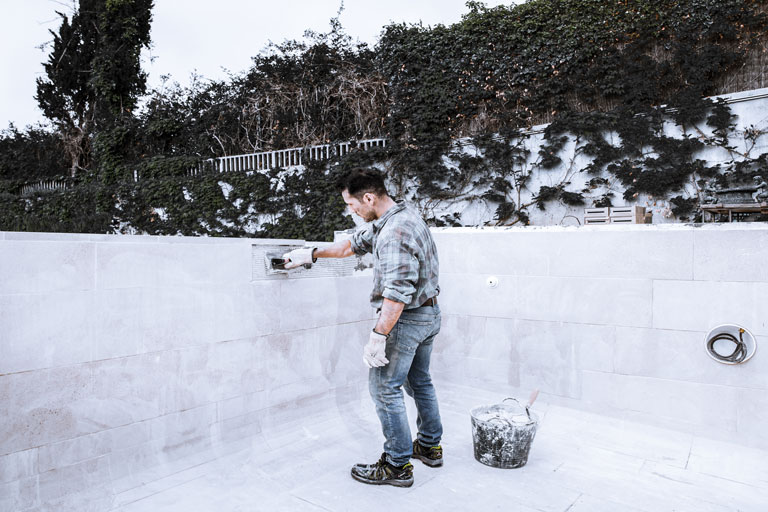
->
[18, 138, 388, 192]
[190, 139, 386, 176]
[20, 180, 69, 196]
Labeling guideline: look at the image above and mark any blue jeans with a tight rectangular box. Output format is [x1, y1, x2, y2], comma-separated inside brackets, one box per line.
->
[369, 304, 443, 467]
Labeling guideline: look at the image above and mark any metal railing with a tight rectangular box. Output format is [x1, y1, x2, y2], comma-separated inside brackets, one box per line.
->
[20, 180, 69, 196]
[186, 138, 387, 177]
[19, 139, 388, 187]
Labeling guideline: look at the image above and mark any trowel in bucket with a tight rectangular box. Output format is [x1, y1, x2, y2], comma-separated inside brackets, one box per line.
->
[525, 389, 539, 419]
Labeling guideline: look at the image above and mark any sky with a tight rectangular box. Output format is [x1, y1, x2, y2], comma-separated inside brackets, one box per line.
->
[1, 0, 520, 130]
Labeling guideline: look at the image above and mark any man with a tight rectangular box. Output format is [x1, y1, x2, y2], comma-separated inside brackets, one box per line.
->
[283, 168, 443, 488]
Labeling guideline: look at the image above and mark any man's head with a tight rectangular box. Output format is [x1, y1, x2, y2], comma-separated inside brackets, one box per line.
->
[337, 168, 391, 222]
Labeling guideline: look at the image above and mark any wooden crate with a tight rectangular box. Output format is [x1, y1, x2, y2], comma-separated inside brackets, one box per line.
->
[584, 207, 610, 225]
[584, 207, 610, 218]
[610, 206, 645, 223]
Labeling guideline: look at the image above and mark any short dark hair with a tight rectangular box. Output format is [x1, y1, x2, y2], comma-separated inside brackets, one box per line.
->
[336, 168, 388, 199]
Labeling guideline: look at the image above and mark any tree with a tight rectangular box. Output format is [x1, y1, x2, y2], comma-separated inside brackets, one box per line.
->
[35, 0, 153, 176]
[0, 125, 69, 182]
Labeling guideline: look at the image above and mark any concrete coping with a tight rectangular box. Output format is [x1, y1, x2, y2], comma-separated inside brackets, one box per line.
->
[3, 221, 768, 245]
[0, 231, 305, 245]
[431, 222, 768, 234]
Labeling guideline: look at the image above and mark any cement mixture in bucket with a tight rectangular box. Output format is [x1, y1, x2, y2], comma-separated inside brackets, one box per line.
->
[470, 398, 539, 469]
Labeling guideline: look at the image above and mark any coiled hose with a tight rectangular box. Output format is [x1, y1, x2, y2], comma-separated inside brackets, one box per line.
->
[707, 328, 748, 363]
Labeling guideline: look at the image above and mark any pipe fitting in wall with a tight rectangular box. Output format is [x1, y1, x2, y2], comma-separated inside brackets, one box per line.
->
[704, 324, 757, 365]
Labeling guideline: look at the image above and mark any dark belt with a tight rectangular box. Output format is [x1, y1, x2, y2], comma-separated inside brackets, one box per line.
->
[376, 296, 437, 314]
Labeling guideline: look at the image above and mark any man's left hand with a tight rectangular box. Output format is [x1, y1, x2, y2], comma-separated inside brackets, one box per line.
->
[363, 331, 389, 368]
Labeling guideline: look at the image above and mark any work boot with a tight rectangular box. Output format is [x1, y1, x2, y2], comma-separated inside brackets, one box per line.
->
[350, 453, 414, 487]
[412, 440, 443, 467]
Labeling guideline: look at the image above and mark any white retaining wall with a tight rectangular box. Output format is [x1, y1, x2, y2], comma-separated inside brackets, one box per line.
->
[2, 224, 767, 509]
[0, 232, 375, 512]
[431, 223, 768, 449]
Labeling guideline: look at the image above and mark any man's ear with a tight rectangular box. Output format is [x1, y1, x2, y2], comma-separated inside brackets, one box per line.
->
[363, 192, 376, 205]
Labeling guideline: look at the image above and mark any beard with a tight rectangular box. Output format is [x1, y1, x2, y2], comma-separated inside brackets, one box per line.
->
[359, 209, 377, 223]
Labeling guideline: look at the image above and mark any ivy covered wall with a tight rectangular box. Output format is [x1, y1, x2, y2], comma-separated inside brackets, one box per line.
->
[413, 88, 768, 226]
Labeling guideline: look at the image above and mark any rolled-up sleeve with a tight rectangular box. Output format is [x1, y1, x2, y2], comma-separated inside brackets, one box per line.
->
[377, 237, 419, 305]
[350, 226, 373, 256]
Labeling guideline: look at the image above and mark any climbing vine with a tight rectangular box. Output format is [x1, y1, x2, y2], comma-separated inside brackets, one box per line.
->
[2, 0, 768, 235]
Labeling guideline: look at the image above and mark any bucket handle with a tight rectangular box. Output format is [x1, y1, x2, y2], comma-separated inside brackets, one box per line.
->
[503, 397, 532, 421]
[487, 416, 513, 428]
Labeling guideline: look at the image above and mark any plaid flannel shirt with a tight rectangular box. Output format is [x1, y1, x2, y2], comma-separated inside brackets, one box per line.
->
[350, 202, 440, 309]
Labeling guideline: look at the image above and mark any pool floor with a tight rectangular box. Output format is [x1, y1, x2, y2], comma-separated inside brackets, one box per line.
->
[112, 382, 768, 512]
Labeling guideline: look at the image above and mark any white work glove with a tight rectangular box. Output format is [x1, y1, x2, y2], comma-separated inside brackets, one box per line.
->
[363, 330, 389, 368]
[282, 247, 316, 269]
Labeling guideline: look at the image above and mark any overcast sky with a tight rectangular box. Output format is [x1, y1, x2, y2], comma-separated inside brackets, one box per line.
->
[1, 0, 520, 130]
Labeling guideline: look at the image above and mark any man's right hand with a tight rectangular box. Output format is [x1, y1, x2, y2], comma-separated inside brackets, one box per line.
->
[282, 248, 316, 269]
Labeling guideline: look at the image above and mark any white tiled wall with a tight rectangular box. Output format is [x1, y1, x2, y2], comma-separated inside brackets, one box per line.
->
[432, 223, 768, 450]
[0, 232, 375, 511]
[2, 224, 767, 510]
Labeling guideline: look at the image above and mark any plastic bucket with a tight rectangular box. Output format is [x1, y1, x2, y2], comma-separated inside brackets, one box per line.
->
[470, 398, 538, 469]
